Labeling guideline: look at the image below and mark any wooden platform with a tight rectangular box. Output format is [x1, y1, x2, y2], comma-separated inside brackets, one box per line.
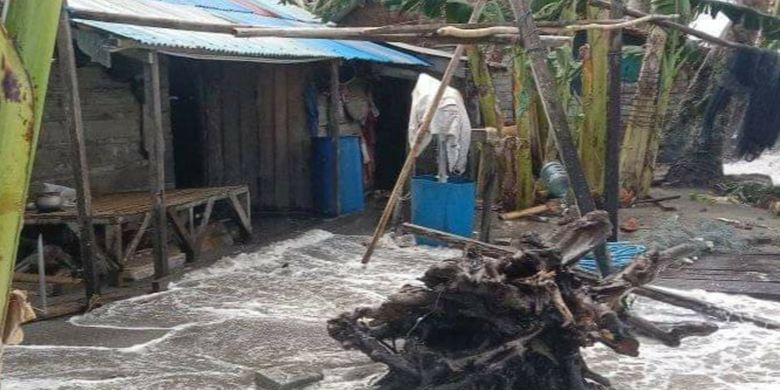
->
[24, 185, 252, 285]
[657, 253, 780, 301]
[26, 186, 248, 224]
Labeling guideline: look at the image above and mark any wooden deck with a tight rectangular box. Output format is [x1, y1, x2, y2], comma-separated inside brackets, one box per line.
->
[26, 186, 248, 224]
[24, 185, 252, 285]
[657, 253, 780, 301]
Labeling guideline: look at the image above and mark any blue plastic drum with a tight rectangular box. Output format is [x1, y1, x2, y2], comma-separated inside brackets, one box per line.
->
[411, 175, 476, 246]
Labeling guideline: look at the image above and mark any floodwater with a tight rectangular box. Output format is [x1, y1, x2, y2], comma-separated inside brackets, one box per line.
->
[4, 230, 780, 389]
[723, 149, 780, 185]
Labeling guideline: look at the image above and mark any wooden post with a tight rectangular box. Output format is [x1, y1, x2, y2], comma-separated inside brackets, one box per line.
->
[361, 1, 487, 264]
[56, 8, 100, 298]
[604, 0, 624, 241]
[143, 51, 169, 291]
[478, 148, 499, 242]
[508, 0, 612, 275]
[328, 60, 341, 216]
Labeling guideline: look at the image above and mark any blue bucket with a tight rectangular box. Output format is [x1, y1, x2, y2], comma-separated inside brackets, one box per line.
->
[411, 175, 476, 246]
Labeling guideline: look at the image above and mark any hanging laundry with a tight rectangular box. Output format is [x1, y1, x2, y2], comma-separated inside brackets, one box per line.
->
[408, 73, 472, 175]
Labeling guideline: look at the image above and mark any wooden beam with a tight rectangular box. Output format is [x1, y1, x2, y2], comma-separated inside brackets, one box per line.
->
[228, 193, 253, 240]
[589, 0, 751, 49]
[635, 285, 780, 329]
[13, 272, 82, 285]
[167, 210, 196, 262]
[122, 213, 151, 264]
[508, 0, 612, 276]
[479, 145, 499, 242]
[68, 8, 240, 34]
[57, 8, 100, 298]
[143, 51, 169, 292]
[604, 0, 625, 242]
[328, 60, 341, 216]
[67, 8, 571, 45]
[401, 223, 516, 258]
[361, 1, 487, 265]
[233, 26, 570, 45]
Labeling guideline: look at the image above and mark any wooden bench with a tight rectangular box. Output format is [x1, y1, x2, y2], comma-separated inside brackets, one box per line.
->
[25, 185, 252, 282]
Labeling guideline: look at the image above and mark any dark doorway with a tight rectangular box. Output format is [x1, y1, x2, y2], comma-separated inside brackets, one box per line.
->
[373, 76, 414, 190]
[168, 57, 205, 188]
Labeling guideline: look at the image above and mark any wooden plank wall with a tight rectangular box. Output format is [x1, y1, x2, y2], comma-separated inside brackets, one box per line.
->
[200, 61, 316, 211]
[33, 55, 175, 194]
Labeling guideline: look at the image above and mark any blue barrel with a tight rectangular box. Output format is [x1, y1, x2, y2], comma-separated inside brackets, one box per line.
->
[411, 175, 476, 246]
[312, 136, 364, 216]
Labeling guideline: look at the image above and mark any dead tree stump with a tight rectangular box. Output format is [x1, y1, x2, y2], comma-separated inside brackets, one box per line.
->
[328, 211, 715, 389]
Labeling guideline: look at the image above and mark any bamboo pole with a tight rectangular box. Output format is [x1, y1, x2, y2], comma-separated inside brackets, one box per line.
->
[235, 28, 570, 45]
[508, 0, 612, 276]
[70, 5, 739, 47]
[0, 0, 64, 338]
[604, 0, 625, 241]
[565, 14, 676, 31]
[361, 1, 487, 265]
[68, 8, 240, 33]
[589, 0, 751, 49]
[56, 5, 100, 298]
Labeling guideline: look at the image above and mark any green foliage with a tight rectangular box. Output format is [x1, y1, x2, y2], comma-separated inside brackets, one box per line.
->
[382, 0, 510, 22]
[546, 47, 583, 131]
[307, 0, 356, 21]
[532, 0, 580, 21]
[652, 0, 692, 21]
[715, 181, 780, 205]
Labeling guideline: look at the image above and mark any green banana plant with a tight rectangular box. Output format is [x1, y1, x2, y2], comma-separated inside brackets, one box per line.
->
[578, 5, 609, 194]
[0, 0, 64, 335]
[513, 47, 536, 209]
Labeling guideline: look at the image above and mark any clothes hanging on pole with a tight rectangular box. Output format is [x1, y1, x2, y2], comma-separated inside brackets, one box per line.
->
[408, 73, 472, 175]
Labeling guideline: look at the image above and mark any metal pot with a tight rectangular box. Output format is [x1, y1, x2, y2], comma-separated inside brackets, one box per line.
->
[35, 192, 63, 212]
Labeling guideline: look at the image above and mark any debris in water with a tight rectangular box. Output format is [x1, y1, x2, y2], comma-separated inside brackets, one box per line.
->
[328, 211, 713, 389]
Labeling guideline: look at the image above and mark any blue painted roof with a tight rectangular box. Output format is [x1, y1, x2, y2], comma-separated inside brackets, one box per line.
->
[68, 0, 427, 66]
[208, 8, 428, 65]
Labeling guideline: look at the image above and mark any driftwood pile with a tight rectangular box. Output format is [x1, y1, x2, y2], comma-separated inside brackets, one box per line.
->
[328, 211, 718, 389]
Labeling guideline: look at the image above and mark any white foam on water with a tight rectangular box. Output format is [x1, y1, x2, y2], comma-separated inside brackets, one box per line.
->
[5, 230, 780, 389]
[583, 288, 780, 390]
[723, 150, 780, 184]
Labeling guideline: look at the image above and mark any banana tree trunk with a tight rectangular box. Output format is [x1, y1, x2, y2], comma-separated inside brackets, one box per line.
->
[512, 46, 535, 209]
[466, 46, 504, 131]
[619, 27, 667, 197]
[578, 7, 610, 194]
[466, 46, 514, 208]
[0, 0, 64, 336]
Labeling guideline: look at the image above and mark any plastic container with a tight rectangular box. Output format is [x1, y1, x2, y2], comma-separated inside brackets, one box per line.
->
[540, 161, 570, 198]
[411, 175, 476, 246]
[312, 135, 364, 216]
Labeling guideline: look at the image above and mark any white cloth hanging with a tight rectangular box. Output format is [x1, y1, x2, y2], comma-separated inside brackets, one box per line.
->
[408, 73, 472, 175]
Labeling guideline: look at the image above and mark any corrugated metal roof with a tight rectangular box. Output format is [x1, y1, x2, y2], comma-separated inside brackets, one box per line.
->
[208, 9, 428, 65]
[71, 0, 230, 23]
[242, 0, 320, 23]
[158, 0, 252, 13]
[68, 0, 427, 65]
